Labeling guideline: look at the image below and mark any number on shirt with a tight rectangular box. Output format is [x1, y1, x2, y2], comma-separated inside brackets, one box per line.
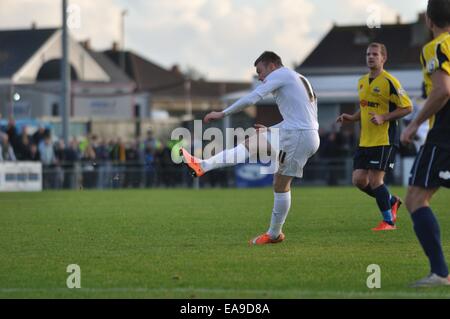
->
[299, 75, 317, 104]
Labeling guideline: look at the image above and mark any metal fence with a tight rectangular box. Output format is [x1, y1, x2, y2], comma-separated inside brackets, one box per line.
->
[37, 157, 377, 190]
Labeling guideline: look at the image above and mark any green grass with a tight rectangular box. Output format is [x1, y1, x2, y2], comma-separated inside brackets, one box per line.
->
[0, 187, 449, 299]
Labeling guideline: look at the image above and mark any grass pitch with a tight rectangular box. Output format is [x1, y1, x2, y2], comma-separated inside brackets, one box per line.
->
[0, 187, 449, 299]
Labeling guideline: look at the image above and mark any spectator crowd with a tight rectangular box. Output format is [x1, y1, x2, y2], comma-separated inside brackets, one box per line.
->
[1, 118, 417, 189]
[0, 119, 189, 189]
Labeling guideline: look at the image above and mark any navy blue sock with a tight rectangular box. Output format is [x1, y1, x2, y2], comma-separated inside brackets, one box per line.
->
[373, 184, 393, 224]
[361, 185, 375, 198]
[411, 207, 449, 277]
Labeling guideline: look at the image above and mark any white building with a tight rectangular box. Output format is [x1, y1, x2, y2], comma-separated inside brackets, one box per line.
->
[0, 27, 150, 137]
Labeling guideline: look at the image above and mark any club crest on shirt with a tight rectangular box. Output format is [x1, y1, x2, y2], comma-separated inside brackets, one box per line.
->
[398, 87, 406, 96]
[427, 58, 438, 73]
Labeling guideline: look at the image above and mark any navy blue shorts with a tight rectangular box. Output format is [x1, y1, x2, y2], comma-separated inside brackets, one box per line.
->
[353, 145, 397, 171]
[409, 144, 450, 189]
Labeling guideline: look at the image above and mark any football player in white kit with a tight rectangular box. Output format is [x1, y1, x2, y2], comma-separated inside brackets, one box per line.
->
[180, 51, 320, 245]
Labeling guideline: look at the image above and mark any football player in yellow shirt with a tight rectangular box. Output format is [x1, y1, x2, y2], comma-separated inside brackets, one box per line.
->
[401, 0, 450, 287]
[337, 42, 412, 231]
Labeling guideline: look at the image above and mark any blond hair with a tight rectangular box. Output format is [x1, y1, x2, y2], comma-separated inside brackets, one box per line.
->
[368, 42, 387, 60]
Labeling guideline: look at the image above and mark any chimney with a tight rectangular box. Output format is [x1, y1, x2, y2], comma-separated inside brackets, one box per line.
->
[31, 21, 37, 29]
[112, 41, 119, 52]
[418, 12, 426, 23]
[396, 14, 402, 24]
[171, 64, 182, 75]
[82, 39, 91, 50]
[411, 12, 431, 46]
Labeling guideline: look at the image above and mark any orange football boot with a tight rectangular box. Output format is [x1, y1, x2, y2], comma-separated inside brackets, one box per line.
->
[180, 148, 205, 177]
[372, 221, 397, 231]
[391, 196, 402, 223]
[249, 233, 285, 245]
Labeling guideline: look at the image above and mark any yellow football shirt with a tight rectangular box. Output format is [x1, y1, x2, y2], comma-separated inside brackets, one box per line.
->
[358, 70, 412, 147]
[420, 32, 450, 139]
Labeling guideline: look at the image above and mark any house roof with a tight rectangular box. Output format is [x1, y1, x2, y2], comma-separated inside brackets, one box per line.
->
[85, 49, 132, 83]
[157, 79, 252, 98]
[103, 50, 185, 92]
[0, 28, 58, 78]
[103, 49, 251, 97]
[297, 17, 430, 74]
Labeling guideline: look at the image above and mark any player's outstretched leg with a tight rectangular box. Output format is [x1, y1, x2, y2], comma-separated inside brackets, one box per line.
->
[180, 148, 205, 177]
[180, 143, 249, 177]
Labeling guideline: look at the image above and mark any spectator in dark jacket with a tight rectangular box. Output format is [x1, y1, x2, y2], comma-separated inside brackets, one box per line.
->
[0, 134, 16, 161]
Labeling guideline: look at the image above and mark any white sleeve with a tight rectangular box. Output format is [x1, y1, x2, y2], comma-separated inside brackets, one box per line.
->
[223, 78, 283, 116]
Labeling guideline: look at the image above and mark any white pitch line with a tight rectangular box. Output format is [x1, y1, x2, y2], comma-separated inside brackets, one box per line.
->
[1, 287, 450, 298]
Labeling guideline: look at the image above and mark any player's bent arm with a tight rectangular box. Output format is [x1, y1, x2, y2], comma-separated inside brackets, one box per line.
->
[337, 111, 360, 123]
[204, 111, 225, 123]
[222, 91, 262, 116]
[401, 71, 450, 144]
[382, 105, 412, 122]
[352, 110, 361, 122]
[222, 78, 283, 116]
[204, 90, 264, 123]
[411, 70, 450, 127]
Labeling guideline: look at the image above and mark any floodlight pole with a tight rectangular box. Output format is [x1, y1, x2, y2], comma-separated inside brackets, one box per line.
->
[220, 83, 231, 188]
[61, 0, 70, 145]
[120, 9, 128, 71]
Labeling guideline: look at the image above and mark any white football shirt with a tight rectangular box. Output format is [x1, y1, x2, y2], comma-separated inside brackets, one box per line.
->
[223, 67, 319, 130]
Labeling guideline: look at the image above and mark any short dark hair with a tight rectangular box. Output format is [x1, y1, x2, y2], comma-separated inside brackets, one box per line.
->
[427, 0, 450, 28]
[254, 51, 283, 67]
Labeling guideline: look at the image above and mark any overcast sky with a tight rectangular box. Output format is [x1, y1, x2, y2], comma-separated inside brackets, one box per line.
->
[0, 0, 427, 81]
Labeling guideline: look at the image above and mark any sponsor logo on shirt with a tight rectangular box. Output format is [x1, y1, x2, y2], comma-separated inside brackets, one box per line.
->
[361, 100, 380, 108]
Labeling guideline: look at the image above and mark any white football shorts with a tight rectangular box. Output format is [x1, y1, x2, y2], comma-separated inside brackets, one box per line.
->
[262, 126, 320, 178]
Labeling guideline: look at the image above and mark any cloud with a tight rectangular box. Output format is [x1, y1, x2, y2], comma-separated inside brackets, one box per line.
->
[69, 1, 122, 48]
[341, 0, 399, 25]
[0, 0, 122, 48]
[0, 0, 60, 28]
[125, 0, 317, 80]
[0, 0, 418, 81]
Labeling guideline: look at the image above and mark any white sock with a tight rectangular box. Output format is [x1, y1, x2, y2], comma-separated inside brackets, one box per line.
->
[201, 144, 249, 172]
[268, 191, 291, 239]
